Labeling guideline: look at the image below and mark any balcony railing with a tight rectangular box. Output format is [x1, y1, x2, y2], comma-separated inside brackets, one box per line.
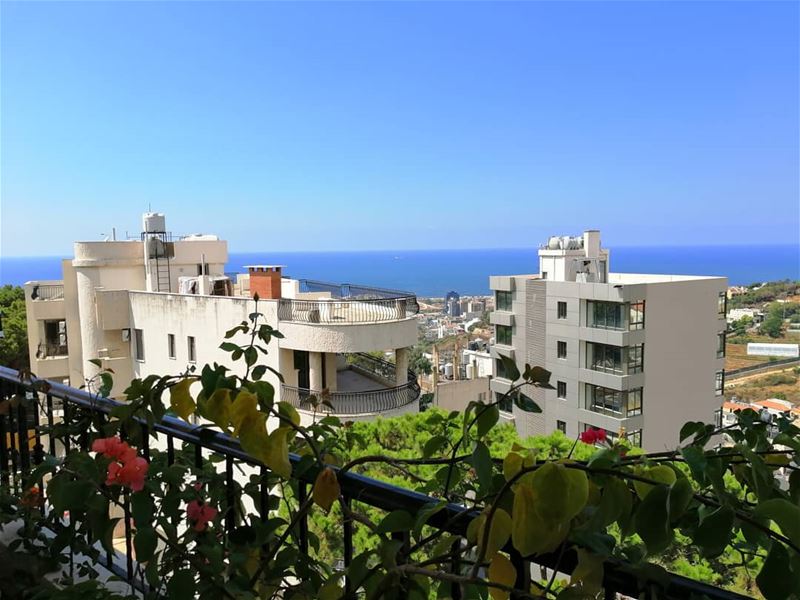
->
[282, 353, 420, 415]
[30, 284, 65, 301]
[35, 342, 69, 359]
[278, 280, 419, 324]
[0, 366, 749, 600]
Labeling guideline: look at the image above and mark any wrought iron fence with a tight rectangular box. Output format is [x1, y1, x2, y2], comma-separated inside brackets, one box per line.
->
[0, 366, 750, 600]
[278, 280, 419, 324]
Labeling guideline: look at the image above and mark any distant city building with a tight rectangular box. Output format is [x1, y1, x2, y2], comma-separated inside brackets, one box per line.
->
[489, 230, 727, 451]
[727, 307, 764, 324]
[444, 291, 461, 317]
[746, 343, 799, 358]
[24, 212, 421, 425]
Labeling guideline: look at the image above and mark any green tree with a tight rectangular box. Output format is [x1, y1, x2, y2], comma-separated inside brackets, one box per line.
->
[0, 285, 28, 370]
[409, 344, 432, 375]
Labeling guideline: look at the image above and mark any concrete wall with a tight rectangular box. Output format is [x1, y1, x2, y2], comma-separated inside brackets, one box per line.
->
[435, 377, 491, 413]
[278, 318, 417, 354]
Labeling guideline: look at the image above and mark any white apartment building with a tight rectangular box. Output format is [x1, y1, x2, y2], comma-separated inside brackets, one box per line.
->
[490, 230, 728, 451]
[25, 213, 420, 425]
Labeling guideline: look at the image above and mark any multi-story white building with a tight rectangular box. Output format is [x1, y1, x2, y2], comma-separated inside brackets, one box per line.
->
[24, 213, 420, 425]
[489, 230, 728, 451]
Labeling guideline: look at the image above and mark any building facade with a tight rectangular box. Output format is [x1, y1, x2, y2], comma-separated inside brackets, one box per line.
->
[25, 213, 420, 425]
[489, 230, 727, 451]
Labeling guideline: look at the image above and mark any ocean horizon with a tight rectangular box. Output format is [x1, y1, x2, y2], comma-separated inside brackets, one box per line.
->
[1, 245, 797, 297]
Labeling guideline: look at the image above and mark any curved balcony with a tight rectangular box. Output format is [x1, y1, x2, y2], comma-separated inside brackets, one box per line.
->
[282, 353, 420, 416]
[278, 280, 419, 325]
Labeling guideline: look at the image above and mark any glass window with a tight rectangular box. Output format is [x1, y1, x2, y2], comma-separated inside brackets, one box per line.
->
[629, 302, 645, 330]
[542, 271, 548, 280]
[627, 344, 644, 374]
[557, 381, 567, 399]
[557, 301, 567, 319]
[626, 388, 643, 416]
[41, 319, 68, 357]
[496, 392, 513, 414]
[188, 336, 197, 363]
[495, 358, 509, 380]
[496, 291, 512, 311]
[168, 334, 176, 359]
[557, 341, 567, 359]
[718, 292, 727, 317]
[496, 324, 512, 346]
[588, 343, 622, 374]
[715, 370, 724, 396]
[134, 329, 145, 361]
[587, 301, 624, 330]
[717, 332, 726, 358]
[625, 429, 642, 448]
[586, 384, 623, 416]
[556, 420, 567, 434]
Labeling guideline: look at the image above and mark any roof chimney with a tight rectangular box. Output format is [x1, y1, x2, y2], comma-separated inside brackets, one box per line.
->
[245, 265, 284, 300]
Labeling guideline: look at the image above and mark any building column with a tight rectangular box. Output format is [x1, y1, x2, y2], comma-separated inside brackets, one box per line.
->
[395, 347, 410, 385]
[309, 351, 323, 392]
[325, 352, 338, 391]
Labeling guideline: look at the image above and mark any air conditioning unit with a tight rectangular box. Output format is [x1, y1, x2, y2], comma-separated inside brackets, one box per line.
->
[122, 329, 131, 342]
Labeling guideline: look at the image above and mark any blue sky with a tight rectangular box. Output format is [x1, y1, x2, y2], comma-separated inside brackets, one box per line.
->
[1, 1, 798, 256]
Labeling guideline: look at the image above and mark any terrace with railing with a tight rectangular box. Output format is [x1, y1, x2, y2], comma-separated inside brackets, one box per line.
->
[278, 279, 419, 324]
[0, 366, 757, 600]
[29, 284, 65, 301]
[281, 353, 420, 416]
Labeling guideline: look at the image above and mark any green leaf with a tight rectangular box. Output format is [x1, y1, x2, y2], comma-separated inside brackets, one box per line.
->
[634, 484, 672, 555]
[131, 491, 154, 527]
[754, 498, 800, 544]
[757, 542, 796, 600]
[251, 365, 267, 380]
[503, 452, 523, 481]
[169, 379, 196, 421]
[204, 388, 231, 430]
[89, 358, 103, 368]
[668, 477, 693, 522]
[499, 355, 520, 382]
[529, 463, 588, 523]
[219, 342, 239, 353]
[413, 501, 447, 539]
[679, 421, 705, 442]
[61, 480, 94, 513]
[423, 435, 448, 458]
[523, 365, 552, 386]
[476, 404, 500, 438]
[166, 569, 196, 600]
[513, 393, 541, 413]
[134, 526, 157, 562]
[98, 372, 113, 397]
[375, 510, 414, 535]
[244, 346, 258, 367]
[472, 441, 494, 490]
[694, 505, 734, 558]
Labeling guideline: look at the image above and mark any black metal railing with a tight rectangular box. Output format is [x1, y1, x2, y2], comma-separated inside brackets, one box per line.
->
[282, 354, 420, 415]
[0, 366, 749, 600]
[30, 284, 65, 301]
[36, 342, 69, 359]
[278, 280, 419, 324]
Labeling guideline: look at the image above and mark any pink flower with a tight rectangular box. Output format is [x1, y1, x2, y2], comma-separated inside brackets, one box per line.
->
[95, 436, 148, 492]
[186, 499, 218, 532]
[118, 457, 149, 492]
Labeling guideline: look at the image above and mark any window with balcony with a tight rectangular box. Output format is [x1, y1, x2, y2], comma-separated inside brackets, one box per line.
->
[717, 332, 726, 358]
[168, 334, 176, 359]
[629, 301, 645, 330]
[557, 381, 567, 399]
[496, 324, 512, 346]
[39, 319, 68, 358]
[587, 301, 624, 330]
[586, 384, 623, 416]
[557, 301, 567, 319]
[556, 420, 566, 434]
[496, 291, 512, 311]
[134, 329, 145, 361]
[715, 370, 724, 396]
[188, 336, 197, 363]
[626, 429, 642, 448]
[587, 343, 622, 374]
[718, 292, 727, 317]
[557, 341, 567, 359]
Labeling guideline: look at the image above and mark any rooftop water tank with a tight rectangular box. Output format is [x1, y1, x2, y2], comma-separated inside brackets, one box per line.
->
[142, 212, 166, 233]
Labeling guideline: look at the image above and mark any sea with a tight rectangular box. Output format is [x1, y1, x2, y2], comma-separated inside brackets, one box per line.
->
[1, 245, 798, 297]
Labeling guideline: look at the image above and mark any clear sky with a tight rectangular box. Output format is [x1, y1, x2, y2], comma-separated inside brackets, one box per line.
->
[1, 1, 798, 257]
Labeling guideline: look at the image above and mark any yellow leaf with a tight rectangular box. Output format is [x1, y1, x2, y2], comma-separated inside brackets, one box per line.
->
[511, 483, 569, 556]
[478, 508, 512, 558]
[205, 388, 232, 431]
[503, 452, 523, 481]
[569, 549, 604, 595]
[487, 553, 516, 600]
[529, 463, 588, 523]
[466, 512, 486, 544]
[231, 390, 259, 436]
[634, 465, 676, 499]
[318, 581, 343, 600]
[313, 467, 340, 513]
[169, 379, 196, 421]
[264, 427, 292, 479]
[239, 412, 268, 461]
[277, 401, 301, 426]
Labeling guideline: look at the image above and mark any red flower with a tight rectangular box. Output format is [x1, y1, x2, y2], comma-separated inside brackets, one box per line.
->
[92, 437, 136, 463]
[94, 436, 148, 492]
[186, 500, 218, 532]
[21, 486, 42, 509]
[580, 428, 606, 445]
